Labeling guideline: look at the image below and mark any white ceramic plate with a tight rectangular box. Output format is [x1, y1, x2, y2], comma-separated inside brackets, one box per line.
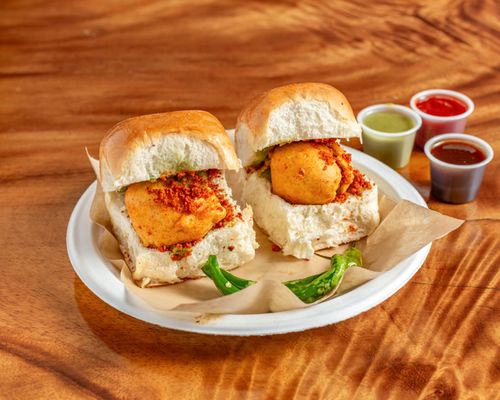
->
[67, 146, 430, 336]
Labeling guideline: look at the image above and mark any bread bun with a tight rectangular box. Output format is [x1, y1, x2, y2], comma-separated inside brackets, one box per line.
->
[105, 175, 257, 287]
[235, 83, 361, 166]
[99, 110, 241, 192]
[242, 171, 379, 259]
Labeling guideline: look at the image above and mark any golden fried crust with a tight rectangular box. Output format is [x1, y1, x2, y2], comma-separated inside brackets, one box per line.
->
[124, 180, 226, 247]
[236, 83, 358, 144]
[320, 140, 354, 195]
[270, 142, 342, 205]
[99, 110, 240, 183]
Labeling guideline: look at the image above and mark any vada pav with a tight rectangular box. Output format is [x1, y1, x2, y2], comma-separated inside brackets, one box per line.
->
[235, 83, 379, 259]
[100, 111, 257, 287]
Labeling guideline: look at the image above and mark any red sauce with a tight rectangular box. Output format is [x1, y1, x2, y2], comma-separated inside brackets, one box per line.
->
[431, 141, 486, 165]
[416, 95, 467, 117]
[271, 244, 281, 252]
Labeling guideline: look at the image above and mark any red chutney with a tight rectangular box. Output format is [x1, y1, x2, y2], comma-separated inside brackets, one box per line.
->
[271, 243, 282, 252]
[162, 240, 201, 261]
[416, 95, 467, 117]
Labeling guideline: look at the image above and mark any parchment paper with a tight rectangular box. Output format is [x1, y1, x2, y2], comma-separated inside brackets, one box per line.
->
[87, 154, 463, 314]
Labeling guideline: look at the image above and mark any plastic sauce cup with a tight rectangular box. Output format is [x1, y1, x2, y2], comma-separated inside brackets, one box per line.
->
[357, 104, 422, 169]
[410, 89, 474, 149]
[424, 133, 493, 204]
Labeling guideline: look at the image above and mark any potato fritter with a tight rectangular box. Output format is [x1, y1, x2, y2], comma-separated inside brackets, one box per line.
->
[322, 140, 354, 195]
[125, 178, 227, 248]
[270, 141, 343, 204]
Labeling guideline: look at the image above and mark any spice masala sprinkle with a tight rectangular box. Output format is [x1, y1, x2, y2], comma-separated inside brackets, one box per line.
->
[145, 170, 241, 259]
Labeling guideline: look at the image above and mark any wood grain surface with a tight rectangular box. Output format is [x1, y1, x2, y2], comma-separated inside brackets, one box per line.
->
[1, 0, 499, 398]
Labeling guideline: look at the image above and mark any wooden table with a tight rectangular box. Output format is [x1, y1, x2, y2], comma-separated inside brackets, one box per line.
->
[1, 1, 499, 398]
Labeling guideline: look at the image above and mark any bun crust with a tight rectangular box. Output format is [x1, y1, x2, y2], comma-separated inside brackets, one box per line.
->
[100, 111, 241, 191]
[235, 83, 361, 166]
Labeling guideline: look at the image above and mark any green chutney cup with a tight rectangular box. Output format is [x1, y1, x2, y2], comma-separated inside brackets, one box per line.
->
[357, 104, 422, 169]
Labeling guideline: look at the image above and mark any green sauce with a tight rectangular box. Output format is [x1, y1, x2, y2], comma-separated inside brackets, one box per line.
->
[363, 111, 414, 133]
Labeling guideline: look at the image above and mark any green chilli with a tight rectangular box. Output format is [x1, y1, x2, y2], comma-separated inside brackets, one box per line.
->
[260, 168, 272, 182]
[202, 248, 363, 302]
[283, 247, 363, 304]
[201, 255, 256, 295]
[344, 247, 363, 269]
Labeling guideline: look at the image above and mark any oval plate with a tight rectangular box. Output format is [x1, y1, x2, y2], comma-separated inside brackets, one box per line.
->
[67, 145, 430, 336]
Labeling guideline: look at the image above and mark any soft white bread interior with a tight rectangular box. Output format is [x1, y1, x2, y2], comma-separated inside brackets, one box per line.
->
[104, 175, 258, 287]
[100, 110, 241, 192]
[242, 172, 379, 259]
[235, 83, 362, 166]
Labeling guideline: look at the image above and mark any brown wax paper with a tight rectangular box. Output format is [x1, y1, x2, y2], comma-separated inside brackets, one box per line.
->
[87, 154, 463, 314]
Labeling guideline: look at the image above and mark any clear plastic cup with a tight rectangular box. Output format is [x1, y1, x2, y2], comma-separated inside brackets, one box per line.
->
[410, 89, 474, 149]
[424, 133, 494, 204]
[357, 104, 422, 169]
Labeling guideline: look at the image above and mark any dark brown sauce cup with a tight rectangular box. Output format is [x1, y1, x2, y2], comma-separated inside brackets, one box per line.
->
[424, 133, 493, 204]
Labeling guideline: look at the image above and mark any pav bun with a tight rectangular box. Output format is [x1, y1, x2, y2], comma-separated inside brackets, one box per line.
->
[235, 83, 379, 259]
[242, 172, 378, 259]
[235, 83, 361, 166]
[100, 110, 241, 192]
[98, 110, 257, 287]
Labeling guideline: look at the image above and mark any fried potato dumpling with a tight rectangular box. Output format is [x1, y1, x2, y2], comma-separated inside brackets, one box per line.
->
[270, 142, 342, 205]
[325, 141, 354, 195]
[125, 180, 226, 248]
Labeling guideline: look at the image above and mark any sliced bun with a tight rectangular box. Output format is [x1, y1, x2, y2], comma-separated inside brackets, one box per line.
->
[104, 176, 258, 287]
[242, 172, 379, 259]
[100, 110, 241, 192]
[235, 83, 361, 166]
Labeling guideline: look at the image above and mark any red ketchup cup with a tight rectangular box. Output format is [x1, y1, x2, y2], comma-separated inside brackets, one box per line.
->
[410, 89, 474, 149]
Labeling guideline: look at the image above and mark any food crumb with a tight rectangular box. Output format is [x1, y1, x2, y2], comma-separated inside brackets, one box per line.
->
[195, 313, 223, 324]
[271, 243, 281, 252]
